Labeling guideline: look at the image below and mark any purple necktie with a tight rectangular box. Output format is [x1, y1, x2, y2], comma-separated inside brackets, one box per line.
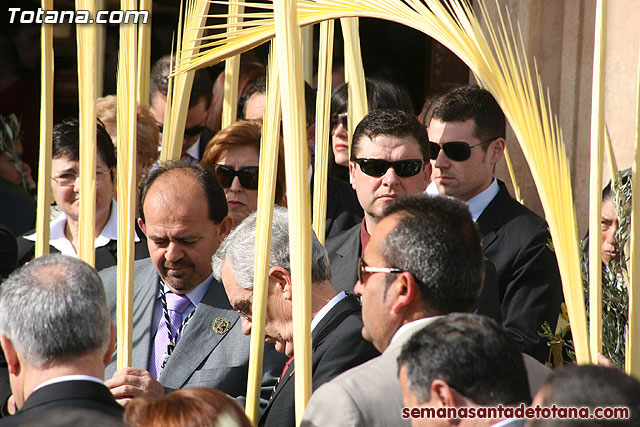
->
[149, 292, 192, 379]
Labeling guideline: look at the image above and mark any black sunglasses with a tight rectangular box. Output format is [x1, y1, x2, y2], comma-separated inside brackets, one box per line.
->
[215, 165, 259, 190]
[157, 124, 206, 138]
[352, 158, 424, 178]
[429, 137, 499, 162]
[330, 113, 348, 131]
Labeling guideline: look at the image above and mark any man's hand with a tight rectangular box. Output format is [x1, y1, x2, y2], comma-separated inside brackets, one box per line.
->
[105, 367, 164, 406]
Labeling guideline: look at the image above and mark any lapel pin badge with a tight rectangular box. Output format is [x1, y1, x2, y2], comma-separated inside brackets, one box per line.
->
[212, 317, 230, 335]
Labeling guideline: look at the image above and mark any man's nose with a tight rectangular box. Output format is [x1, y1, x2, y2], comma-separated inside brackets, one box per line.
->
[381, 166, 401, 186]
[241, 316, 253, 335]
[354, 279, 364, 297]
[433, 147, 451, 168]
[165, 242, 184, 262]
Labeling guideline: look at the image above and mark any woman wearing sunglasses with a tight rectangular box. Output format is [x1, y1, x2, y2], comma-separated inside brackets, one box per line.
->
[201, 120, 286, 228]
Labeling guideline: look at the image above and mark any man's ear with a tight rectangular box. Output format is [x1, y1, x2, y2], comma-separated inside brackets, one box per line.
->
[431, 379, 457, 407]
[390, 272, 419, 314]
[103, 322, 116, 364]
[217, 216, 234, 243]
[488, 138, 505, 165]
[349, 160, 357, 190]
[137, 218, 147, 236]
[268, 266, 293, 301]
[0, 336, 20, 376]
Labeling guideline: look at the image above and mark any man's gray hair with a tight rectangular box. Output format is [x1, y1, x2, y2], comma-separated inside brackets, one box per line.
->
[212, 206, 332, 289]
[0, 254, 111, 368]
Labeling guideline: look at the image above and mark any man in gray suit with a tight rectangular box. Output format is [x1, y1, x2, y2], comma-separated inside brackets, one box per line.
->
[302, 194, 549, 427]
[398, 313, 530, 427]
[100, 162, 285, 407]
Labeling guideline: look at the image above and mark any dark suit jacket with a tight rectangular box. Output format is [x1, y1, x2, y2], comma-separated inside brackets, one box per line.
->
[0, 380, 122, 426]
[0, 183, 36, 238]
[311, 176, 363, 240]
[476, 180, 563, 362]
[16, 224, 149, 272]
[199, 127, 216, 160]
[259, 294, 379, 427]
[100, 258, 286, 409]
[326, 223, 502, 322]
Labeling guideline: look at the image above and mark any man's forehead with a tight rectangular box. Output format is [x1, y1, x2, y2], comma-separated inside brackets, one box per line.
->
[221, 261, 253, 297]
[356, 134, 422, 158]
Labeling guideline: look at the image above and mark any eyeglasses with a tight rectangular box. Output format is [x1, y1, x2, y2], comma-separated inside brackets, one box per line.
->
[330, 112, 348, 131]
[215, 165, 260, 190]
[428, 137, 499, 162]
[357, 258, 406, 284]
[51, 169, 110, 186]
[234, 300, 252, 320]
[157, 124, 206, 138]
[352, 158, 424, 178]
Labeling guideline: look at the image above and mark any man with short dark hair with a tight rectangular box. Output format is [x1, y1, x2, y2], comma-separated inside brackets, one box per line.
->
[302, 195, 548, 427]
[528, 365, 640, 427]
[100, 162, 285, 409]
[428, 84, 563, 362]
[149, 56, 214, 164]
[398, 313, 531, 427]
[0, 254, 122, 425]
[213, 207, 379, 427]
[326, 109, 499, 321]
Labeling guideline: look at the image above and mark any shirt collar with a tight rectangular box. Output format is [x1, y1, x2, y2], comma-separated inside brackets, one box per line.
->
[310, 291, 347, 332]
[23, 199, 140, 254]
[466, 178, 499, 222]
[185, 137, 201, 163]
[390, 316, 441, 346]
[359, 219, 370, 257]
[34, 375, 105, 392]
[158, 274, 213, 308]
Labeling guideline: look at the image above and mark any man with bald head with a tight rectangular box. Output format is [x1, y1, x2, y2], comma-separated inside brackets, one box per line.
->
[99, 162, 285, 409]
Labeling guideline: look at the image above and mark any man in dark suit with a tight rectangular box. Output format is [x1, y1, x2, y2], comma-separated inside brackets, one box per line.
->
[0, 254, 122, 425]
[243, 76, 364, 239]
[428, 84, 563, 362]
[149, 55, 215, 164]
[212, 207, 379, 427]
[100, 162, 285, 408]
[326, 109, 500, 321]
[398, 313, 531, 427]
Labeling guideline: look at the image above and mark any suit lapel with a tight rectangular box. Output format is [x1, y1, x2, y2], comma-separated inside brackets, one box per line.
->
[159, 278, 240, 389]
[261, 295, 359, 420]
[335, 225, 361, 288]
[311, 294, 360, 346]
[130, 261, 159, 370]
[476, 180, 509, 251]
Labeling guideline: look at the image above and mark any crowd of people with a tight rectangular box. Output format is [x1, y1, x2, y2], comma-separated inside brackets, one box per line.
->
[0, 54, 639, 427]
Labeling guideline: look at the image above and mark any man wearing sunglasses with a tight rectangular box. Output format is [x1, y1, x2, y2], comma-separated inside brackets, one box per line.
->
[427, 85, 563, 363]
[149, 56, 215, 165]
[326, 109, 430, 292]
[303, 195, 549, 427]
[326, 109, 500, 322]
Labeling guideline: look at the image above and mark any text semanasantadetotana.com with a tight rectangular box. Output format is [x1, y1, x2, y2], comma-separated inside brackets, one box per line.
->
[402, 404, 630, 420]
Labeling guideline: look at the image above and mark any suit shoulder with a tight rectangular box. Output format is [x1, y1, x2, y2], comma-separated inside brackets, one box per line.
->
[491, 192, 549, 235]
[16, 232, 36, 266]
[325, 223, 360, 253]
